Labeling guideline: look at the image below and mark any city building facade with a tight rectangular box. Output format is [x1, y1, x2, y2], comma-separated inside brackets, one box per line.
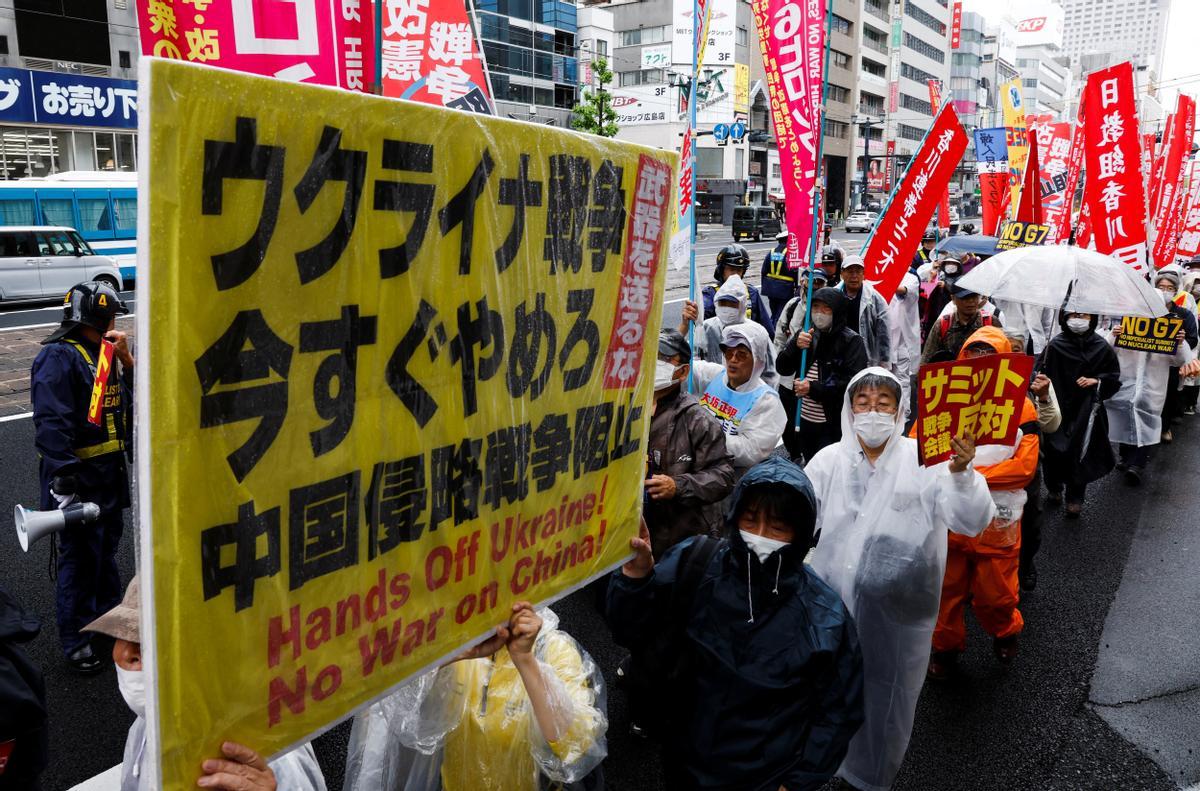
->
[477, 0, 582, 126]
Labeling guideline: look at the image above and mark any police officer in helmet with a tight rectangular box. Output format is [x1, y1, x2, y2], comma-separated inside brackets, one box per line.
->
[701, 244, 775, 335]
[31, 281, 134, 674]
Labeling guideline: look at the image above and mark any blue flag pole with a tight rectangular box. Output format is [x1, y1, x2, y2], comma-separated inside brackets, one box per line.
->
[686, 0, 701, 394]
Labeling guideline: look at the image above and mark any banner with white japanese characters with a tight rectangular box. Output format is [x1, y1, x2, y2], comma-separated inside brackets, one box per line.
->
[138, 58, 674, 790]
[1149, 94, 1195, 269]
[974, 126, 1008, 237]
[380, 0, 494, 112]
[1176, 160, 1200, 260]
[1058, 100, 1086, 243]
[1082, 62, 1148, 274]
[0, 66, 138, 129]
[752, 0, 826, 269]
[1038, 122, 1073, 242]
[864, 104, 968, 302]
[135, 0, 371, 90]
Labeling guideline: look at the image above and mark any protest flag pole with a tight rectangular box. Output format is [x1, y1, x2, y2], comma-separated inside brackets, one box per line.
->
[373, 0, 383, 94]
[686, 0, 701, 394]
[794, 4, 833, 430]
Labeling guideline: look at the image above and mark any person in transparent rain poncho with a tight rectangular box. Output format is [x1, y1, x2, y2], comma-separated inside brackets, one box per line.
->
[804, 368, 993, 791]
[343, 603, 606, 791]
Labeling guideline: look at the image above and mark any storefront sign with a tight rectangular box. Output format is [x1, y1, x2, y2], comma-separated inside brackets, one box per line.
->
[0, 67, 137, 129]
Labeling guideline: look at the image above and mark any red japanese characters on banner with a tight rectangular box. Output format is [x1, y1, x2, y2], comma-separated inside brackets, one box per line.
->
[863, 105, 968, 302]
[1176, 160, 1200, 259]
[1059, 101, 1086, 242]
[1016, 126, 1044, 225]
[381, 0, 494, 113]
[950, 1, 962, 49]
[136, 0, 372, 90]
[604, 155, 670, 388]
[1150, 94, 1196, 268]
[1082, 62, 1148, 273]
[752, 0, 827, 268]
[928, 80, 951, 231]
[917, 354, 1034, 465]
[1039, 122, 1073, 241]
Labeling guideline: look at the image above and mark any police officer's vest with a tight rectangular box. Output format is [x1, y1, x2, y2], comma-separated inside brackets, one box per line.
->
[764, 250, 793, 284]
[63, 339, 125, 460]
[700, 376, 770, 437]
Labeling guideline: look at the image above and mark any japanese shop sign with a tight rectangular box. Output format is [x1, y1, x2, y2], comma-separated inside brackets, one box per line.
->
[381, 0, 494, 113]
[863, 104, 969, 302]
[0, 66, 137, 129]
[136, 0, 372, 91]
[996, 221, 1050, 250]
[1001, 78, 1028, 213]
[917, 354, 1034, 465]
[950, 0, 962, 49]
[641, 44, 672, 70]
[138, 58, 673, 790]
[1082, 62, 1148, 274]
[1114, 315, 1184, 355]
[752, 0, 827, 269]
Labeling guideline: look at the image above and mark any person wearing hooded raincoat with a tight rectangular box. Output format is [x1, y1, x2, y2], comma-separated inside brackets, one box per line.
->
[693, 274, 778, 387]
[1106, 269, 1198, 482]
[775, 287, 869, 463]
[606, 456, 865, 791]
[806, 368, 993, 791]
[692, 322, 788, 474]
[343, 608, 607, 791]
[1041, 311, 1121, 514]
[930, 326, 1040, 675]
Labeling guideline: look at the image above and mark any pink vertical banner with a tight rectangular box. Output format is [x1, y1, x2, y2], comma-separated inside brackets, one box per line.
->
[136, 0, 372, 90]
[1150, 94, 1196, 268]
[1058, 100, 1087, 242]
[751, 0, 827, 268]
[1176, 160, 1200, 259]
[1039, 122, 1073, 241]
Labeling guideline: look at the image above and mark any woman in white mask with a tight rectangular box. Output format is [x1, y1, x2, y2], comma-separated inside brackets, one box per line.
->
[82, 577, 327, 791]
[804, 368, 993, 791]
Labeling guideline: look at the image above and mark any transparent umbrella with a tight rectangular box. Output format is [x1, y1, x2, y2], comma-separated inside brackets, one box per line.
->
[954, 245, 1167, 318]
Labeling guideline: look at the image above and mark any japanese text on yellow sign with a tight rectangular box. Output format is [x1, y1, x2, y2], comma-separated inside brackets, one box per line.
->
[917, 354, 1033, 464]
[140, 58, 676, 790]
[1001, 78, 1028, 212]
[1115, 315, 1185, 355]
[996, 221, 1050, 250]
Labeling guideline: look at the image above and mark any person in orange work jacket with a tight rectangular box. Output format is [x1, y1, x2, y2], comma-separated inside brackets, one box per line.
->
[927, 326, 1039, 680]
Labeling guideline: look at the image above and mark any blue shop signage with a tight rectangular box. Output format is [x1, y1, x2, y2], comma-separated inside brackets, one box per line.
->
[0, 66, 137, 129]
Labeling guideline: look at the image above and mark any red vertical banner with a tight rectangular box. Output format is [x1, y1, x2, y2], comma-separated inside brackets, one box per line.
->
[1016, 126, 1044, 224]
[1059, 100, 1087, 242]
[884, 140, 896, 191]
[928, 80, 951, 231]
[752, 0, 827, 268]
[863, 105, 969, 302]
[1176, 160, 1200, 259]
[1081, 62, 1148, 273]
[380, 0, 495, 112]
[1150, 95, 1196, 268]
[950, 1, 962, 49]
[1039, 122, 1073, 241]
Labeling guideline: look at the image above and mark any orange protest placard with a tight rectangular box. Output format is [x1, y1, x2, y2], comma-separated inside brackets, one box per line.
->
[917, 353, 1034, 465]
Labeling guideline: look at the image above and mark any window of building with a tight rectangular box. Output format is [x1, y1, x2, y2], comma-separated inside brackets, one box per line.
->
[824, 119, 849, 139]
[863, 25, 887, 54]
[618, 26, 668, 47]
[831, 14, 851, 35]
[737, 26, 748, 46]
[864, 0, 887, 20]
[827, 83, 850, 103]
[860, 91, 885, 114]
[619, 68, 665, 86]
[900, 93, 933, 115]
[595, 39, 607, 56]
[696, 147, 724, 178]
[830, 49, 851, 69]
[861, 57, 886, 77]
[899, 123, 925, 141]
[903, 31, 945, 64]
[1025, 78, 1039, 88]
[905, 3, 947, 36]
[771, 163, 781, 180]
[901, 62, 938, 84]
[119, 50, 131, 69]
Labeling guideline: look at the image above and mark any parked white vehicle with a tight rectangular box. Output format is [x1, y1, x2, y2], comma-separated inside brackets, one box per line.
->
[845, 211, 879, 233]
[0, 226, 123, 302]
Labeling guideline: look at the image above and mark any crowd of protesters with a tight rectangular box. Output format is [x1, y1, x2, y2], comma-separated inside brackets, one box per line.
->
[6, 234, 1200, 791]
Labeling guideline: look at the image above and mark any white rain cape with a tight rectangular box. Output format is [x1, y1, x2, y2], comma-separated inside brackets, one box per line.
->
[805, 367, 994, 791]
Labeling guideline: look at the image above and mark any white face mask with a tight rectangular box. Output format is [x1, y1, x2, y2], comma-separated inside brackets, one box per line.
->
[811, 311, 832, 330]
[1160, 289, 1175, 305]
[716, 304, 744, 325]
[654, 359, 680, 391]
[116, 664, 146, 718]
[1066, 317, 1091, 334]
[740, 530, 789, 564]
[853, 410, 896, 449]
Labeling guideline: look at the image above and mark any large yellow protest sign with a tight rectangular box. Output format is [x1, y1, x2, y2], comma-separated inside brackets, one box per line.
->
[138, 58, 675, 789]
[1001, 78, 1028, 213]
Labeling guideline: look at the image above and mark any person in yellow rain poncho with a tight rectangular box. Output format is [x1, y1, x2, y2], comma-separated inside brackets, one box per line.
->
[343, 602, 607, 791]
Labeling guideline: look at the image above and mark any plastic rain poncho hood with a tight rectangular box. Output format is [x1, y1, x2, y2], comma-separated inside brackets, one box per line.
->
[700, 275, 779, 386]
[342, 608, 607, 791]
[805, 367, 994, 791]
